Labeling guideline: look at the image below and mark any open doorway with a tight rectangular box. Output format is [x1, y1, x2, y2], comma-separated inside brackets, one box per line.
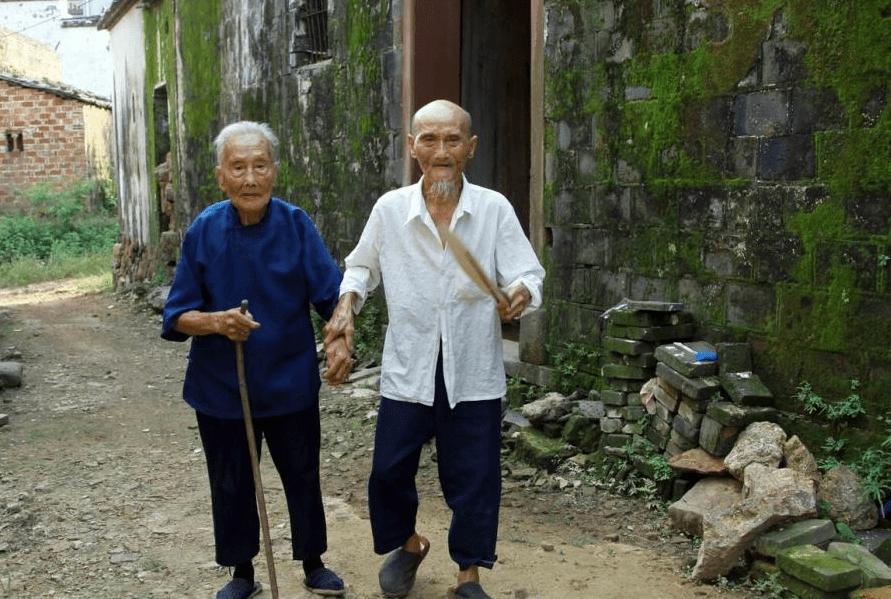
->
[410, 0, 532, 341]
[411, 0, 531, 235]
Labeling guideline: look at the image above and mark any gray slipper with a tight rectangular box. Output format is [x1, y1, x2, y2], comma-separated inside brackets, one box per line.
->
[449, 582, 493, 599]
[378, 539, 430, 598]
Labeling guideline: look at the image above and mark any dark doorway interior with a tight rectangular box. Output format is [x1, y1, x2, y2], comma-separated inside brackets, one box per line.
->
[411, 0, 531, 234]
[460, 0, 531, 235]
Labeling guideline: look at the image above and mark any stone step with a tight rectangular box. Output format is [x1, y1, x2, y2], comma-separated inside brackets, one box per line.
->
[777, 544, 862, 593]
[755, 519, 836, 557]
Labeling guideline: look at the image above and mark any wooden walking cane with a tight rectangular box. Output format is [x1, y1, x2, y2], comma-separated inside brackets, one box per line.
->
[235, 300, 279, 599]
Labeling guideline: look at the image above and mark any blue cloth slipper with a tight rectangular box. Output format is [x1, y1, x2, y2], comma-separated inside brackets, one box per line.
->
[303, 566, 345, 596]
[214, 578, 261, 599]
[378, 539, 429, 598]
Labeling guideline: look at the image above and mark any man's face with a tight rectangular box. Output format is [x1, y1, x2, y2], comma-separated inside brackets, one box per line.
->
[216, 134, 276, 224]
[408, 109, 477, 189]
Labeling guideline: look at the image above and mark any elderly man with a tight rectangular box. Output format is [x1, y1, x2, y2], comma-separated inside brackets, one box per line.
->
[162, 121, 345, 599]
[324, 100, 545, 599]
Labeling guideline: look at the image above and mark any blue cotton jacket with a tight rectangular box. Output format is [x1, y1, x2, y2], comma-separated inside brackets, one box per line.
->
[161, 198, 342, 419]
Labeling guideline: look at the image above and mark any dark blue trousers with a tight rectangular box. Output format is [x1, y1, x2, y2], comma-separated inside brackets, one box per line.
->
[368, 350, 502, 570]
[196, 406, 327, 566]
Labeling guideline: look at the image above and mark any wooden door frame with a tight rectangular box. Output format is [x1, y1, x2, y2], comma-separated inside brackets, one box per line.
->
[401, 0, 546, 257]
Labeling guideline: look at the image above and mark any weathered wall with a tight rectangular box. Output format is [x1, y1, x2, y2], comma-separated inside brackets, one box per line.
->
[0, 24, 61, 81]
[0, 77, 110, 210]
[107, 6, 154, 287]
[541, 0, 891, 422]
[115, 0, 399, 286]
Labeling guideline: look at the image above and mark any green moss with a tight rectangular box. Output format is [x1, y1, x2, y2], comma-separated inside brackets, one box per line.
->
[785, 0, 891, 197]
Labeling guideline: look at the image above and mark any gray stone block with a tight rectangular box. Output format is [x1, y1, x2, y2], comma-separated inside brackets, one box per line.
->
[653, 380, 679, 411]
[715, 342, 752, 375]
[755, 519, 836, 557]
[656, 362, 722, 401]
[706, 401, 777, 427]
[721, 371, 774, 406]
[827, 542, 891, 587]
[600, 418, 623, 433]
[655, 341, 718, 378]
[698, 415, 739, 457]
[776, 544, 862, 593]
[672, 413, 702, 441]
[621, 323, 695, 343]
[601, 363, 652, 380]
[602, 336, 655, 356]
[600, 389, 627, 406]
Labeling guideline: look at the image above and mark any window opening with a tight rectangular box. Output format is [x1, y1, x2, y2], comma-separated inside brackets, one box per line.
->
[5, 133, 12, 153]
[290, 0, 330, 68]
[16, 133, 23, 151]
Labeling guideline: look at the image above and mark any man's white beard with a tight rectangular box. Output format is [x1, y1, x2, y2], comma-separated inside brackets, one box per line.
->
[428, 179, 459, 200]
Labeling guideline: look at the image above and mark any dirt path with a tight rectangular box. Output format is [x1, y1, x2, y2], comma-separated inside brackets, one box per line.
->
[0, 285, 757, 599]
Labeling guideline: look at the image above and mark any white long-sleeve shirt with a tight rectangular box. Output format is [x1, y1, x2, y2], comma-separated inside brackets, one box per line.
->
[340, 176, 545, 408]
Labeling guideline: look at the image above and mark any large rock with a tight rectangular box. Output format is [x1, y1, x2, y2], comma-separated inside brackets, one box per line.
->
[723, 421, 786, 480]
[783, 435, 821, 484]
[818, 464, 879, 531]
[0, 361, 23, 388]
[691, 463, 817, 580]
[668, 477, 743, 537]
[521, 392, 572, 425]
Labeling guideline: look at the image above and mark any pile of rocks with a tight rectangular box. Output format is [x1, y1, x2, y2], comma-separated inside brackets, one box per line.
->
[665, 419, 891, 596]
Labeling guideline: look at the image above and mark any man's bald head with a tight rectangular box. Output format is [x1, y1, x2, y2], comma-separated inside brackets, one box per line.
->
[411, 100, 473, 136]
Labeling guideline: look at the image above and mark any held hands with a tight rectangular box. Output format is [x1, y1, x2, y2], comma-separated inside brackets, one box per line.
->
[497, 285, 531, 321]
[322, 294, 356, 386]
[218, 305, 261, 342]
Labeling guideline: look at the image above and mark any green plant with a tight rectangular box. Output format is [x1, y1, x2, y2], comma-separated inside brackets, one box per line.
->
[646, 454, 674, 482]
[549, 342, 601, 395]
[834, 521, 862, 544]
[749, 572, 785, 598]
[797, 379, 865, 422]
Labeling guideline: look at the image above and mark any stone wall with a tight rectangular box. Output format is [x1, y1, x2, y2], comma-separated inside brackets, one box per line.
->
[541, 0, 891, 423]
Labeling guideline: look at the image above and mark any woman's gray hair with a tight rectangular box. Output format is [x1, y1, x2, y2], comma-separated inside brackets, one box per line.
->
[214, 121, 280, 166]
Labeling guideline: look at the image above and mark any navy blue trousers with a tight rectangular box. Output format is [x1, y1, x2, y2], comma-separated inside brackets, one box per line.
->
[368, 350, 502, 570]
[196, 406, 327, 566]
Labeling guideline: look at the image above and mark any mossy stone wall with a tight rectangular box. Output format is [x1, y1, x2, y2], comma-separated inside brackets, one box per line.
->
[542, 0, 891, 429]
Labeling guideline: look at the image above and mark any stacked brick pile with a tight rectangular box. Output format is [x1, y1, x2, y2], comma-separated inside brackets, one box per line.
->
[598, 300, 694, 454]
[598, 299, 779, 470]
[643, 339, 777, 459]
[645, 341, 722, 457]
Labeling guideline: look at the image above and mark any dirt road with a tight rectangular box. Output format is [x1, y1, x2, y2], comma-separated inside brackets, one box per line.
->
[0, 286, 757, 599]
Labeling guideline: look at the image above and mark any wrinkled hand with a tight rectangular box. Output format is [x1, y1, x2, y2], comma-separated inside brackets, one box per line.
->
[323, 335, 353, 386]
[218, 306, 261, 342]
[497, 285, 531, 321]
[322, 293, 357, 386]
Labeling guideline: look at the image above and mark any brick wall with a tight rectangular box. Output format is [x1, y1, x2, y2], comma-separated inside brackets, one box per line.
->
[0, 79, 92, 210]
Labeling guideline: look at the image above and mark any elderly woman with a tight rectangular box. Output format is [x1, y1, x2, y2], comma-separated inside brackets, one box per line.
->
[162, 121, 345, 599]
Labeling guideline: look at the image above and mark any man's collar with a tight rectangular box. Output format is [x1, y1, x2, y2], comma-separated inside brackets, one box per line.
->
[405, 175, 474, 226]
